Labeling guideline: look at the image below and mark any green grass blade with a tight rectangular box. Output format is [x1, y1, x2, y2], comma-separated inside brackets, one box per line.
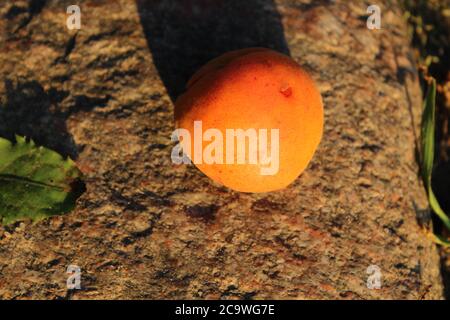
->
[428, 232, 450, 247]
[429, 188, 450, 231]
[421, 78, 436, 188]
[420, 78, 450, 234]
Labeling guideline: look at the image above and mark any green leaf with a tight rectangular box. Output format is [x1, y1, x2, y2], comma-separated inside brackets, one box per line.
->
[0, 135, 84, 225]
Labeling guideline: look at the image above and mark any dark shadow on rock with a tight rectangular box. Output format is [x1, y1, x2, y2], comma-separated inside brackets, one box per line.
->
[433, 164, 450, 222]
[431, 164, 450, 299]
[0, 79, 78, 160]
[137, 0, 290, 101]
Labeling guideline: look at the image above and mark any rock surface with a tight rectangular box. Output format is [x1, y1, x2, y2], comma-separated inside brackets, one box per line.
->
[0, 0, 444, 299]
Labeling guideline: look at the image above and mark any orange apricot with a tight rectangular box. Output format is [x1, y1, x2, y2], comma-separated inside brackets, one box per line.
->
[174, 48, 323, 193]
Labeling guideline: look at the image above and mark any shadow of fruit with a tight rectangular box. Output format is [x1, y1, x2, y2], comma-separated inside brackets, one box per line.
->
[175, 48, 323, 193]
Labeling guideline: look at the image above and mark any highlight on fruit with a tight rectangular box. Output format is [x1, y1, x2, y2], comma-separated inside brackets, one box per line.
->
[173, 48, 324, 193]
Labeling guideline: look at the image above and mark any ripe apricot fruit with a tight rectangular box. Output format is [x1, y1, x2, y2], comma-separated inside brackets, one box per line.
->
[174, 48, 323, 193]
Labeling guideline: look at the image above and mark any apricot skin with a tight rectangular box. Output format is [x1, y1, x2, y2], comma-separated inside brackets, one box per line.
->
[175, 48, 323, 193]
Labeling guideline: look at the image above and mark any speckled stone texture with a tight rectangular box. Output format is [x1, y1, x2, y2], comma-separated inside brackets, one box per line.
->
[0, 0, 444, 299]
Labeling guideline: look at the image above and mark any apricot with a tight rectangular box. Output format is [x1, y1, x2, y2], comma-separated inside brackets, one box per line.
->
[174, 48, 323, 193]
